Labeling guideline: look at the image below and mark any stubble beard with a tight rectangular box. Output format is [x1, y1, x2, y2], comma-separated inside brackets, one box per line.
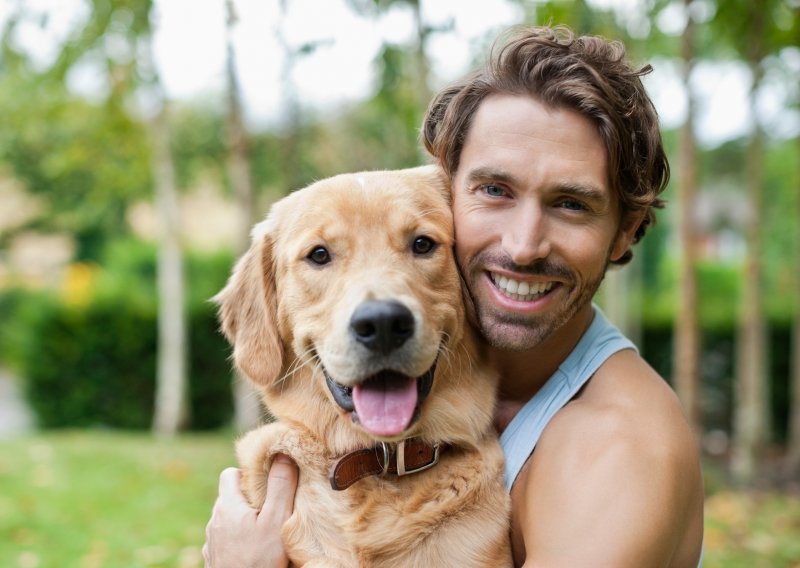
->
[463, 252, 610, 352]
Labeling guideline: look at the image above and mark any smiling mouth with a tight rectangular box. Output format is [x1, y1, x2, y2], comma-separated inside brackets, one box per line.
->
[324, 365, 435, 438]
[489, 272, 556, 301]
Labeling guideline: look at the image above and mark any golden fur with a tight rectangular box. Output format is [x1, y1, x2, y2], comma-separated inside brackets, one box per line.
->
[215, 166, 511, 567]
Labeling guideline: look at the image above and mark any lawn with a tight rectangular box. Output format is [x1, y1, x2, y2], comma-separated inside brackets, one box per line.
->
[0, 431, 235, 568]
[1, 431, 799, 567]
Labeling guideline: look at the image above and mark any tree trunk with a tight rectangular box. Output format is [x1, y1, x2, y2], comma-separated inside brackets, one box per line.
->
[276, 0, 305, 193]
[226, 0, 263, 431]
[673, 0, 701, 437]
[151, 99, 189, 436]
[786, 138, 800, 477]
[732, 11, 769, 482]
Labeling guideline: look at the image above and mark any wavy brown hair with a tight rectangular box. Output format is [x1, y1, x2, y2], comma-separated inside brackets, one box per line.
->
[422, 25, 669, 265]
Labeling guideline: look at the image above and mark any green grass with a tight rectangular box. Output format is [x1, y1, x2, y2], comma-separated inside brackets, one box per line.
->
[0, 431, 235, 568]
[1, 432, 799, 567]
[703, 490, 800, 567]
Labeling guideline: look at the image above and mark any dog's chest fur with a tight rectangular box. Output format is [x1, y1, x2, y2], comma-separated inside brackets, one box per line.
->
[239, 421, 509, 567]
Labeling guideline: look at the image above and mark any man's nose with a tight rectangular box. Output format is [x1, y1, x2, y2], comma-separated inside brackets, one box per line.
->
[501, 202, 550, 266]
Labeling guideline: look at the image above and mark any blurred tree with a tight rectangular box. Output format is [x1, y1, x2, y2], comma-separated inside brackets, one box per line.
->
[0, 0, 153, 260]
[138, 10, 189, 436]
[521, 0, 616, 35]
[225, 0, 262, 432]
[673, 0, 702, 436]
[298, 0, 441, 175]
[787, 47, 800, 476]
[789, 138, 800, 475]
[0, 8, 149, 260]
[0, 0, 196, 434]
[718, 0, 796, 484]
[346, 0, 436, 124]
[275, 0, 331, 193]
[732, 1, 769, 484]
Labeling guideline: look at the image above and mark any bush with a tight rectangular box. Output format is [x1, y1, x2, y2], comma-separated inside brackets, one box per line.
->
[1, 238, 236, 431]
[640, 323, 793, 441]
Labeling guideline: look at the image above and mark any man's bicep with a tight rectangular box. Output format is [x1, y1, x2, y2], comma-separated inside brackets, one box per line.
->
[519, 436, 685, 567]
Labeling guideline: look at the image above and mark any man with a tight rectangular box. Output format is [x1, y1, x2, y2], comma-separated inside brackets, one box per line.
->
[204, 25, 704, 567]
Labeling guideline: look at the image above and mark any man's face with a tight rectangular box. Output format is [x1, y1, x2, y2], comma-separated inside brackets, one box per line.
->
[452, 94, 637, 351]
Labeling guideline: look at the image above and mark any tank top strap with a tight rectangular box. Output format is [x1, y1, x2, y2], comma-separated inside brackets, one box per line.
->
[499, 305, 636, 490]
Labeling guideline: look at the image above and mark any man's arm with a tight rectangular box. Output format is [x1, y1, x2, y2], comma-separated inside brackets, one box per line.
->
[203, 455, 298, 568]
[512, 356, 703, 567]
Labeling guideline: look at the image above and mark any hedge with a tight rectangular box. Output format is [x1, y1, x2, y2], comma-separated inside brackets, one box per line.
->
[0, 239, 236, 431]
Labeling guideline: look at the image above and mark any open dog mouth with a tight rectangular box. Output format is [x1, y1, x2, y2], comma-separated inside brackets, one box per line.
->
[324, 365, 435, 438]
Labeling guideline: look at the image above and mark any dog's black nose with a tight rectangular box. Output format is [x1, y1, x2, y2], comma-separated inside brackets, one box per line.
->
[350, 300, 414, 354]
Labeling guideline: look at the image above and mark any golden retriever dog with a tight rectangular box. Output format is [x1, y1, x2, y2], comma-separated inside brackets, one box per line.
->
[215, 166, 511, 567]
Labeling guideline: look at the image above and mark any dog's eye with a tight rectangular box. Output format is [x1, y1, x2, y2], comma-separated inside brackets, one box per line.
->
[412, 236, 436, 255]
[307, 246, 331, 265]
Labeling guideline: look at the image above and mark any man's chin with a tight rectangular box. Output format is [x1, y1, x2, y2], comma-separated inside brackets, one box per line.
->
[477, 317, 554, 352]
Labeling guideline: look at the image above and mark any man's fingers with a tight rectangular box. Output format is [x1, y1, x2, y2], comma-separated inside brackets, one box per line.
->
[257, 454, 298, 527]
[218, 467, 244, 499]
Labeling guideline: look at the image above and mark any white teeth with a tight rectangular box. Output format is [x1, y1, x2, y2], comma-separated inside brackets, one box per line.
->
[490, 273, 554, 301]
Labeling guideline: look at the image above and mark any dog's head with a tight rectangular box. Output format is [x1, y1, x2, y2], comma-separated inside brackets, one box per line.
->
[216, 166, 490, 445]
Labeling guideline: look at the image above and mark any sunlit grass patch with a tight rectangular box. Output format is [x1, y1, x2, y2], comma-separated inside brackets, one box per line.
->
[0, 431, 235, 568]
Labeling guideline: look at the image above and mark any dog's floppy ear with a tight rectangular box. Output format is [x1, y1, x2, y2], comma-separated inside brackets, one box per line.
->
[214, 219, 284, 386]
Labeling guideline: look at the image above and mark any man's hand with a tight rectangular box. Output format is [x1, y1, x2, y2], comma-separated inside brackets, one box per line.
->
[203, 455, 299, 568]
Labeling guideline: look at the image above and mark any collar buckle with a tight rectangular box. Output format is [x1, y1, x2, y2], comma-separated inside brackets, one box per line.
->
[396, 439, 440, 476]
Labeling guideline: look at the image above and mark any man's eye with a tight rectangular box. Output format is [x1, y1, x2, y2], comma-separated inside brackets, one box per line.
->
[307, 246, 331, 265]
[483, 184, 505, 197]
[412, 236, 436, 255]
[560, 199, 588, 211]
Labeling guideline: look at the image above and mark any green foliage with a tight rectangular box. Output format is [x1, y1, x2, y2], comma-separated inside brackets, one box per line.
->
[1, 239, 235, 431]
[641, 258, 741, 328]
[710, 0, 798, 60]
[0, 0, 155, 260]
[170, 105, 227, 190]
[20, 294, 158, 428]
[0, 77, 152, 259]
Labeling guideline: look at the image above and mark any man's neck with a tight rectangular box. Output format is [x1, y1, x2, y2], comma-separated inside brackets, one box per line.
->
[491, 303, 595, 404]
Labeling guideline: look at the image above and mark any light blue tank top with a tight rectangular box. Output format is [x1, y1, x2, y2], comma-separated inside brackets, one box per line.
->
[499, 305, 635, 490]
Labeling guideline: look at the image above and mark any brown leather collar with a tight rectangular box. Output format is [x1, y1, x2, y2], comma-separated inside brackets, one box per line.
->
[328, 439, 446, 491]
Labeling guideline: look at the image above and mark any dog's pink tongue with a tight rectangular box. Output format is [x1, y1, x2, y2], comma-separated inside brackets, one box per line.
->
[352, 372, 417, 437]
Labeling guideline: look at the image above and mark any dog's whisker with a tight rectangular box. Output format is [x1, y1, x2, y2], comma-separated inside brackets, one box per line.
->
[273, 352, 315, 392]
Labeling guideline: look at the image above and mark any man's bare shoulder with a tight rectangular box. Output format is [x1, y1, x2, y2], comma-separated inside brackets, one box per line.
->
[514, 349, 704, 567]
[534, 349, 701, 499]
[534, 349, 694, 457]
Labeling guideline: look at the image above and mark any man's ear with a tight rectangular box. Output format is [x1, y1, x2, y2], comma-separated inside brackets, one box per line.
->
[213, 219, 284, 387]
[610, 209, 647, 263]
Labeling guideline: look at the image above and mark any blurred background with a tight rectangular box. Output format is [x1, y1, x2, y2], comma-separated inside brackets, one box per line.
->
[0, 0, 798, 566]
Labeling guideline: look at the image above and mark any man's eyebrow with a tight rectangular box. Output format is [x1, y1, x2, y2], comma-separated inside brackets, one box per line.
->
[464, 166, 517, 185]
[553, 181, 609, 204]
